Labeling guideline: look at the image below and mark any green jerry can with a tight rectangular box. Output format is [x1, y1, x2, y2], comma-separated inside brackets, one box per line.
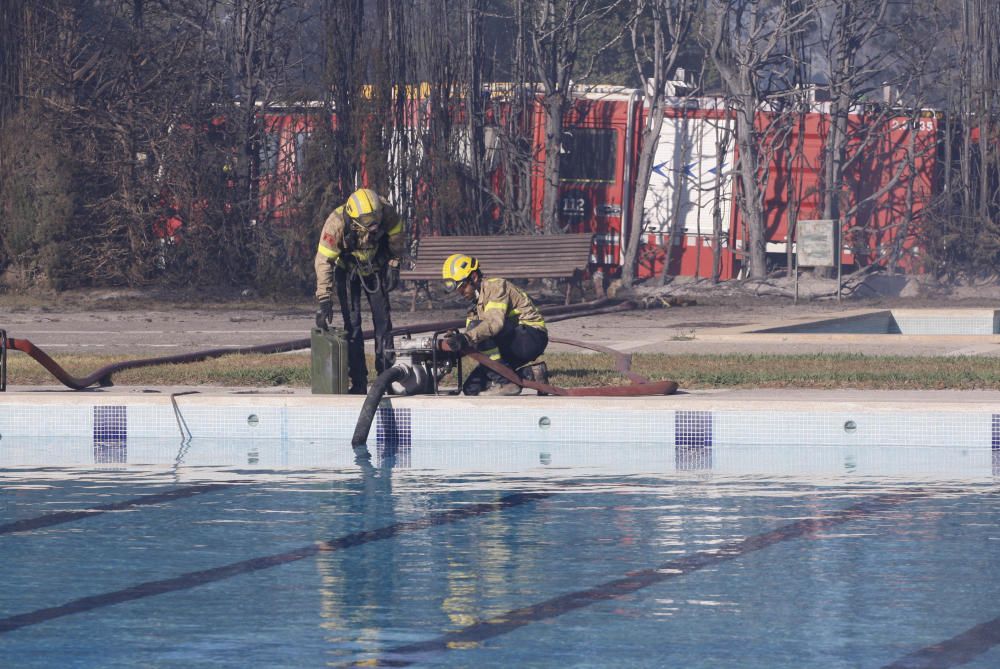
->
[311, 327, 349, 394]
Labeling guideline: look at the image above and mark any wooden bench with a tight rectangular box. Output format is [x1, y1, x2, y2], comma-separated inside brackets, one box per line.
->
[401, 233, 596, 310]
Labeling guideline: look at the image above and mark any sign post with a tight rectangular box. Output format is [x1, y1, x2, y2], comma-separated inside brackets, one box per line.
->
[794, 219, 839, 303]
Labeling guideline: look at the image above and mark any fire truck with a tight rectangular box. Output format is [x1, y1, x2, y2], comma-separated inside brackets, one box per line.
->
[528, 85, 939, 280]
[238, 85, 941, 281]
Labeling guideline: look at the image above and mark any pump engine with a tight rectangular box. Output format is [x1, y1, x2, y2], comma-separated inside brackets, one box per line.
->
[387, 334, 460, 395]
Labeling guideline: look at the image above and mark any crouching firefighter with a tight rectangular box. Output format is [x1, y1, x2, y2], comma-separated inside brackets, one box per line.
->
[314, 188, 407, 394]
[438, 253, 548, 396]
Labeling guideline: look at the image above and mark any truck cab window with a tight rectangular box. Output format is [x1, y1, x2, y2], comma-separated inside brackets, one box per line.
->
[559, 128, 617, 183]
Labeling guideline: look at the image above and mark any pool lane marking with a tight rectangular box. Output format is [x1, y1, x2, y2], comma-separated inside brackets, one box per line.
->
[353, 490, 928, 668]
[882, 615, 1000, 669]
[0, 484, 231, 536]
[0, 492, 550, 635]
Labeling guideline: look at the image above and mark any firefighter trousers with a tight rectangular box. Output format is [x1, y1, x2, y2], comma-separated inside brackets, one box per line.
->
[463, 324, 547, 395]
[335, 265, 393, 392]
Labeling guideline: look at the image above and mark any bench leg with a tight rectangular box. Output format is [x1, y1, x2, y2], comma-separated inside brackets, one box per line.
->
[410, 281, 433, 312]
[566, 269, 588, 305]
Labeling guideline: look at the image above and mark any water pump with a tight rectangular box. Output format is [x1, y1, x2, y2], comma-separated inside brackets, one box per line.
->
[351, 332, 462, 452]
[387, 333, 461, 396]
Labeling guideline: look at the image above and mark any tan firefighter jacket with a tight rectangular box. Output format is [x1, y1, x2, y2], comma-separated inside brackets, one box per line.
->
[465, 277, 546, 346]
[313, 197, 405, 302]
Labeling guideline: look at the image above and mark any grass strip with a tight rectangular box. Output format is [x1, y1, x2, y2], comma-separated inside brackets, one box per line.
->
[7, 351, 1000, 390]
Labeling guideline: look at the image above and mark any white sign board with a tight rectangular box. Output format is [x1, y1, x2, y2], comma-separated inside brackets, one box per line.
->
[797, 219, 837, 267]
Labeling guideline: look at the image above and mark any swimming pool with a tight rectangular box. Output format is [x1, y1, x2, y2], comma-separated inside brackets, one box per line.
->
[2, 439, 999, 668]
[750, 308, 1000, 335]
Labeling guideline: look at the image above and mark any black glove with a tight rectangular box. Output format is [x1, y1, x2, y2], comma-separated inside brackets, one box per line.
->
[315, 298, 334, 331]
[440, 330, 469, 352]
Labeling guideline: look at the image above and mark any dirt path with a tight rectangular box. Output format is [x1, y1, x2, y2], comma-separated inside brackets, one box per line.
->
[3, 279, 999, 359]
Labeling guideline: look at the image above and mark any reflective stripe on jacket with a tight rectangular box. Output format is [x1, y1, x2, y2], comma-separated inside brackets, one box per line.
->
[314, 197, 405, 301]
[465, 277, 545, 345]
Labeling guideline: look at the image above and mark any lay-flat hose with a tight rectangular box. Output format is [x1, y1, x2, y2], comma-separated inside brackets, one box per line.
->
[351, 366, 407, 455]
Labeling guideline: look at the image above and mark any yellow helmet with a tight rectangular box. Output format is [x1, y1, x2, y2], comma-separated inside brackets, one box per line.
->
[441, 253, 479, 292]
[344, 188, 382, 229]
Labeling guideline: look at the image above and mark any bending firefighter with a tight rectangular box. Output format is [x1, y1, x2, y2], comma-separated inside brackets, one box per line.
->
[314, 188, 406, 394]
[438, 254, 548, 396]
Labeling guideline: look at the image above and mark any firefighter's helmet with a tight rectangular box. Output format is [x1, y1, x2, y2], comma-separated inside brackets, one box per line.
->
[442, 253, 479, 292]
[344, 188, 382, 230]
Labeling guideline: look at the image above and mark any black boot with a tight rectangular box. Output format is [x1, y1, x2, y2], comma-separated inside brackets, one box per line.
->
[531, 362, 549, 384]
[462, 366, 489, 395]
[517, 361, 549, 395]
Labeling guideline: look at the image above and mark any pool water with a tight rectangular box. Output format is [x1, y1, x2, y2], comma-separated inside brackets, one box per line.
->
[2, 452, 999, 668]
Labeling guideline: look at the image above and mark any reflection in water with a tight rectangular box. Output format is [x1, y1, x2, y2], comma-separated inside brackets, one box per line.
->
[316, 454, 398, 663]
[676, 444, 712, 471]
[92, 440, 126, 465]
[1, 465, 998, 668]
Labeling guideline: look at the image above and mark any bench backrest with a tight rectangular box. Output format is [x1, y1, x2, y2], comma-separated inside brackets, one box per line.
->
[402, 234, 595, 281]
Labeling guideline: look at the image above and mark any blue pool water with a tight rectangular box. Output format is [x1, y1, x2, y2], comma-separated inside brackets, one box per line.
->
[2, 444, 1000, 668]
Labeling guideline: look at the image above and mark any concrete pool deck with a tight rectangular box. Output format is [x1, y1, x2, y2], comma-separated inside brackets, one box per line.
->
[3, 381, 999, 418]
[4, 305, 1000, 451]
[4, 327, 1000, 468]
[565, 307, 1000, 357]
[4, 384, 1000, 409]
[2, 386, 998, 477]
[4, 300, 1000, 477]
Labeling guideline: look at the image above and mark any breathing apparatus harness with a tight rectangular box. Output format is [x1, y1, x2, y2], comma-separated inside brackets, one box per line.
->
[341, 220, 391, 294]
[348, 260, 382, 294]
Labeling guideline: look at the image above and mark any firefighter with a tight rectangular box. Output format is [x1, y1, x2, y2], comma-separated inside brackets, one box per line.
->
[439, 253, 548, 396]
[314, 188, 406, 394]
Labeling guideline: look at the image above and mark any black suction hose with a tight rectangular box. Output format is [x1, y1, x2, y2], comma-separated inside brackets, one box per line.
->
[351, 366, 408, 456]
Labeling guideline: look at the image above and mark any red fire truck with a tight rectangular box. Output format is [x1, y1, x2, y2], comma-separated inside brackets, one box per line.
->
[225, 85, 941, 281]
[530, 87, 939, 280]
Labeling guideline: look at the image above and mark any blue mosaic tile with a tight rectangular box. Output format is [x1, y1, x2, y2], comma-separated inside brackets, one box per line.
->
[994, 415, 1000, 477]
[676, 410, 713, 447]
[676, 410, 712, 471]
[377, 407, 412, 467]
[93, 405, 127, 464]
